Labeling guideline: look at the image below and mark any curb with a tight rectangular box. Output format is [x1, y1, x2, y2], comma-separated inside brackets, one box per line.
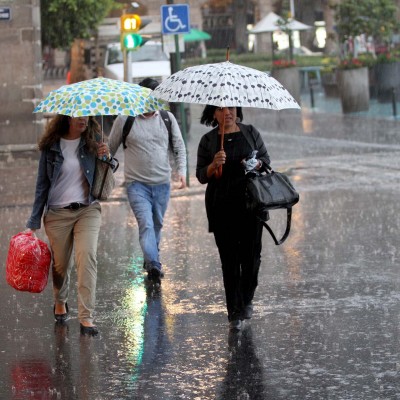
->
[0, 144, 37, 153]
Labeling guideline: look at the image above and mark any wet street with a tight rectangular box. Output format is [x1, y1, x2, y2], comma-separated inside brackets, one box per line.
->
[1, 100, 400, 399]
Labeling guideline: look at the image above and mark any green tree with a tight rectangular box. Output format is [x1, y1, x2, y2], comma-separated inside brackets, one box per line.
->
[41, 0, 115, 49]
[41, 0, 116, 83]
[334, 0, 399, 56]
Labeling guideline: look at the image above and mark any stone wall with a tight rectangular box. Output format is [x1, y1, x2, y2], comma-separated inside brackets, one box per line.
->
[0, 0, 43, 146]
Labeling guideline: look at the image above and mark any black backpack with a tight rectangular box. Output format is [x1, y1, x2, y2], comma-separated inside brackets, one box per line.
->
[122, 110, 173, 150]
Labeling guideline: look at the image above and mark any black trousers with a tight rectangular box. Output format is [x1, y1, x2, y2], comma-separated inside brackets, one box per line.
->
[213, 213, 263, 321]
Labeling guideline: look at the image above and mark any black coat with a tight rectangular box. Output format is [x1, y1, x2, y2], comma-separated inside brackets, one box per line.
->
[196, 123, 270, 232]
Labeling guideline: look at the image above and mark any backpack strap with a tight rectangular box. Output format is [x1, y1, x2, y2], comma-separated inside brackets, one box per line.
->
[122, 111, 173, 151]
[122, 116, 135, 149]
[159, 110, 173, 152]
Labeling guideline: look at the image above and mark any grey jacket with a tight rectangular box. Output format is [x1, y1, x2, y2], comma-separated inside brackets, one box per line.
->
[108, 111, 187, 185]
[26, 138, 97, 230]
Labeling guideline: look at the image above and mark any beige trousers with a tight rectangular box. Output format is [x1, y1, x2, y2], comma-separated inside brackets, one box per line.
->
[44, 203, 102, 324]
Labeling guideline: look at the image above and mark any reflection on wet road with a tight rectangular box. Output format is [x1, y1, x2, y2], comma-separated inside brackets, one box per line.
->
[1, 106, 400, 399]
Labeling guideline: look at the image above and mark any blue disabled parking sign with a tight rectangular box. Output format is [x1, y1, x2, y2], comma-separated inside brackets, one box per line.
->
[161, 4, 190, 35]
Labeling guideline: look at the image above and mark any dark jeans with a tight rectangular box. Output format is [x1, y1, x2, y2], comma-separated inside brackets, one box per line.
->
[213, 213, 263, 321]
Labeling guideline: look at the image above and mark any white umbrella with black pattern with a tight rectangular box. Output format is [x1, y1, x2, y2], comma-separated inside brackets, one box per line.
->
[151, 60, 300, 110]
[152, 54, 300, 177]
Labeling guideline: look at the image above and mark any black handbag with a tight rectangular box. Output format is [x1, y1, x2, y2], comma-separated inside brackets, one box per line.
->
[246, 165, 299, 245]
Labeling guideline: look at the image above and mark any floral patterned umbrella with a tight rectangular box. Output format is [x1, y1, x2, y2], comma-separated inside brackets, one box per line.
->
[34, 77, 168, 117]
[151, 60, 300, 110]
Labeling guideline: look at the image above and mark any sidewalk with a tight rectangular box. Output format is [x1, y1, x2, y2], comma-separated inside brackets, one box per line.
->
[301, 86, 400, 119]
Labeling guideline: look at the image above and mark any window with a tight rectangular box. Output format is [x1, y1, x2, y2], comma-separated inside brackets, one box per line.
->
[106, 44, 169, 65]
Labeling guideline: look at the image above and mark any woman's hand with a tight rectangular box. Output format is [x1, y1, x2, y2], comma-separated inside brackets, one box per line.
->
[242, 150, 262, 172]
[207, 150, 226, 177]
[212, 150, 226, 170]
[97, 143, 110, 160]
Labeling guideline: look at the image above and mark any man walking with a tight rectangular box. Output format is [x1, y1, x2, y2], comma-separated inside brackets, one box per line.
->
[108, 78, 187, 284]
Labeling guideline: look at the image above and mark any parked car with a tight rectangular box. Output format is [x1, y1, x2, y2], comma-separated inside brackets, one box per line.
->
[103, 41, 171, 83]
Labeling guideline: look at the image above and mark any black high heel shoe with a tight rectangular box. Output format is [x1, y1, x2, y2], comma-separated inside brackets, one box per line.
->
[80, 324, 99, 336]
[54, 303, 69, 323]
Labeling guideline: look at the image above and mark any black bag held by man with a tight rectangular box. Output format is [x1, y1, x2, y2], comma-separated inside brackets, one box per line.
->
[246, 165, 299, 245]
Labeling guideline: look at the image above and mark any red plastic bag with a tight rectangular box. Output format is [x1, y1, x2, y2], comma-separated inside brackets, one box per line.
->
[6, 231, 51, 293]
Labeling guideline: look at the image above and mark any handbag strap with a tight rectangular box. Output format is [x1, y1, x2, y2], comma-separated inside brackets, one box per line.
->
[101, 157, 120, 173]
[259, 208, 292, 245]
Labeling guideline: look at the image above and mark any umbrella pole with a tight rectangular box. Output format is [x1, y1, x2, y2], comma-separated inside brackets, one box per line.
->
[217, 45, 228, 176]
[215, 110, 226, 178]
[220, 109, 226, 150]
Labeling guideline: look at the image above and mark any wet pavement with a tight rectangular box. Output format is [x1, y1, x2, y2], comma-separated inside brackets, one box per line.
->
[1, 85, 400, 399]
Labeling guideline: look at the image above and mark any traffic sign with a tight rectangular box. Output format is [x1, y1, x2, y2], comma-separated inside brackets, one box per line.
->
[122, 33, 143, 50]
[0, 7, 11, 21]
[120, 14, 141, 32]
[161, 4, 190, 35]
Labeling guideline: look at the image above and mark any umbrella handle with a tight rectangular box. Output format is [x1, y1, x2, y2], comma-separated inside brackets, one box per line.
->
[215, 113, 225, 179]
[215, 164, 222, 178]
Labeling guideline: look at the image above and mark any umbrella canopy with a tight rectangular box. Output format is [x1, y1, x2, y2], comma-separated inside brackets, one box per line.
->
[249, 11, 312, 34]
[183, 28, 211, 42]
[34, 77, 168, 117]
[151, 61, 300, 110]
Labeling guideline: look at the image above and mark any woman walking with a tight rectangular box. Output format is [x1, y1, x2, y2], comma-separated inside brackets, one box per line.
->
[196, 105, 270, 332]
[26, 115, 111, 336]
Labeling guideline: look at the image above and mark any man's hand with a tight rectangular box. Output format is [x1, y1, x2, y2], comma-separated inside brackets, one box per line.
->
[178, 175, 186, 189]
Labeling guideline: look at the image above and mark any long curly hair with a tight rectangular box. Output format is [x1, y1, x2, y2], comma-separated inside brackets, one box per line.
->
[200, 105, 243, 127]
[38, 115, 101, 154]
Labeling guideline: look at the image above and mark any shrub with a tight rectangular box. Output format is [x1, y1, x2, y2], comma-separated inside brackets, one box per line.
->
[338, 58, 365, 69]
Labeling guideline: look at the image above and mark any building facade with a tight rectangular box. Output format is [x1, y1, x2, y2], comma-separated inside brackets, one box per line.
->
[140, 0, 274, 49]
[0, 0, 43, 146]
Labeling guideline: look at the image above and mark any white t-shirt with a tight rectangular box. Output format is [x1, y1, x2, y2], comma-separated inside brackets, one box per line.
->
[48, 138, 89, 208]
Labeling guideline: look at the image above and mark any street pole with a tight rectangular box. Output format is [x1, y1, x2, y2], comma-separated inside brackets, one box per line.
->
[290, 0, 295, 18]
[123, 49, 132, 83]
[289, 0, 295, 61]
[121, 9, 132, 83]
[166, 0, 189, 186]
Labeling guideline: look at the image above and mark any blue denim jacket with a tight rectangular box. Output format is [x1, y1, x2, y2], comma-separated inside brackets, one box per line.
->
[26, 138, 97, 230]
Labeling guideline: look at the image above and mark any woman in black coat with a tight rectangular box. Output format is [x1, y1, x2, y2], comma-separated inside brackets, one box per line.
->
[196, 105, 270, 332]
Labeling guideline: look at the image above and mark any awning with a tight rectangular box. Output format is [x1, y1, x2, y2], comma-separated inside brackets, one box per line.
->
[183, 29, 211, 42]
[248, 11, 312, 34]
